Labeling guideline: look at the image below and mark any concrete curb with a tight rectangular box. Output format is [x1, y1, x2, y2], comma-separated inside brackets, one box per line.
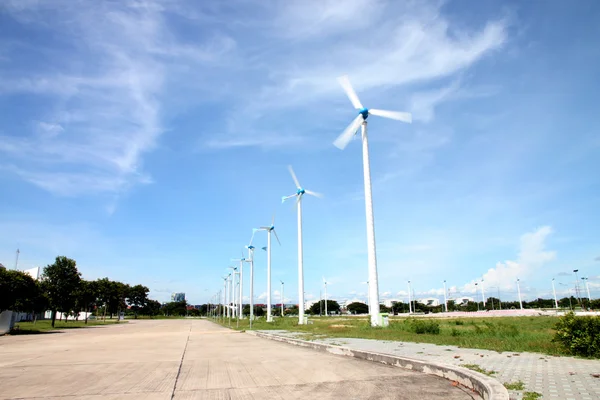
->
[247, 331, 508, 400]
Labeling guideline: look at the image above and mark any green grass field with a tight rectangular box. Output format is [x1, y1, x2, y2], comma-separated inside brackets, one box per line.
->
[214, 315, 564, 355]
[10, 319, 126, 334]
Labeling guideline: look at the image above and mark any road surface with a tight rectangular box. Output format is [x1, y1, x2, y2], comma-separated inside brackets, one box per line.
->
[0, 319, 476, 399]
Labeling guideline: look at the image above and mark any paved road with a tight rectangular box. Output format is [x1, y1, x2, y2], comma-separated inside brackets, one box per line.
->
[0, 320, 475, 399]
[269, 331, 600, 400]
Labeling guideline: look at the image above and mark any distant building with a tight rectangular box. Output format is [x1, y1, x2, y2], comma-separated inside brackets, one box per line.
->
[383, 299, 402, 308]
[344, 299, 367, 307]
[451, 297, 475, 306]
[417, 298, 440, 307]
[171, 293, 185, 302]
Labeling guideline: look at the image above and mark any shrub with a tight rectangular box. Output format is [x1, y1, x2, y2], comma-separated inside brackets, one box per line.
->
[412, 320, 440, 335]
[553, 312, 600, 357]
[454, 320, 464, 325]
[451, 328, 461, 337]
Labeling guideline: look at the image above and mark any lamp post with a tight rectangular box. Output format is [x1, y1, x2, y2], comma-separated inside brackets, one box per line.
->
[407, 281, 413, 314]
[552, 278, 559, 309]
[324, 280, 328, 317]
[573, 269, 582, 307]
[516, 279, 523, 310]
[475, 283, 480, 311]
[280, 280, 285, 317]
[443, 280, 448, 312]
[581, 277, 591, 301]
[228, 266, 237, 318]
[481, 279, 486, 307]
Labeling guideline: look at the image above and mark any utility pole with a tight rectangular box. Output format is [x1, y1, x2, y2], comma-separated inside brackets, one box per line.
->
[583, 277, 591, 302]
[481, 279, 486, 307]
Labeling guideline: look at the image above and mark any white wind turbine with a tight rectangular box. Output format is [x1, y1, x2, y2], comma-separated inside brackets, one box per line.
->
[254, 215, 281, 322]
[282, 165, 322, 325]
[334, 75, 412, 326]
[231, 251, 247, 319]
[244, 239, 256, 327]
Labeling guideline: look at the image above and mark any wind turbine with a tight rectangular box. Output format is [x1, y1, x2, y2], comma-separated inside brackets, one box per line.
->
[282, 165, 322, 325]
[334, 75, 412, 326]
[245, 241, 256, 327]
[254, 214, 281, 322]
[231, 252, 246, 319]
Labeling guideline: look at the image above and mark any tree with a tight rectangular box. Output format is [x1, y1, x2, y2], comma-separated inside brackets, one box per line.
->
[127, 284, 149, 319]
[346, 302, 369, 314]
[309, 300, 340, 315]
[284, 305, 298, 316]
[162, 300, 188, 316]
[42, 256, 81, 327]
[142, 299, 161, 317]
[75, 280, 100, 323]
[242, 304, 265, 317]
[0, 268, 41, 314]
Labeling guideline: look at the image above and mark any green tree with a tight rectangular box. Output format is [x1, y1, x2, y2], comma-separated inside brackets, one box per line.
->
[0, 268, 41, 313]
[242, 304, 265, 317]
[42, 256, 82, 327]
[162, 300, 188, 316]
[75, 280, 100, 323]
[309, 300, 340, 315]
[346, 302, 369, 314]
[142, 299, 161, 317]
[127, 284, 149, 319]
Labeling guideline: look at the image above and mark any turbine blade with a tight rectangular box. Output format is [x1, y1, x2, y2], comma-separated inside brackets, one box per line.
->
[334, 114, 363, 150]
[295, 194, 302, 207]
[305, 189, 322, 198]
[271, 212, 275, 226]
[288, 165, 301, 188]
[338, 75, 363, 109]
[282, 194, 296, 203]
[368, 109, 412, 123]
[273, 229, 281, 246]
[249, 230, 256, 246]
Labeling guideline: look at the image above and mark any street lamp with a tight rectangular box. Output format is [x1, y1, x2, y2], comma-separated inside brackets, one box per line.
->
[280, 280, 285, 317]
[481, 279, 486, 307]
[552, 278, 559, 309]
[516, 279, 523, 310]
[443, 280, 448, 313]
[573, 269, 582, 307]
[474, 282, 480, 311]
[582, 277, 591, 303]
[407, 281, 413, 313]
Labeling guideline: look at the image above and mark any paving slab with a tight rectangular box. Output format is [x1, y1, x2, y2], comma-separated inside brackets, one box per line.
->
[263, 330, 600, 400]
[0, 320, 476, 399]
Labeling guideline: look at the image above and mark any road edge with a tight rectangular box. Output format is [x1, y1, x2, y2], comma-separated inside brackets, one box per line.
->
[247, 330, 508, 400]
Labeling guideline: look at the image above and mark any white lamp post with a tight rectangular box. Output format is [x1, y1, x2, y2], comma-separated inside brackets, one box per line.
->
[481, 279, 486, 307]
[517, 279, 523, 310]
[443, 280, 448, 313]
[280, 280, 284, 317]
[408, 281, 413, 313]
[552, 278, 558, 309]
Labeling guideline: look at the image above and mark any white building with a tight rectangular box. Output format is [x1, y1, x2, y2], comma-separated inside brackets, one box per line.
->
[171, 292, 185, 302]
[383, 299, 402, 308]
[418, 298, 440, 307]
[451, 297, 475, 306]
[304, 299, 319, 310]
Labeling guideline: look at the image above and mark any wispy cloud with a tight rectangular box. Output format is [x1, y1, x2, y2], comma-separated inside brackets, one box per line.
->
[0, 1, 233, 196]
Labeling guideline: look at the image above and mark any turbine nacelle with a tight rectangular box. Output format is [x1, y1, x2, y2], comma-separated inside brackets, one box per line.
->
[334, 75, 412, 150]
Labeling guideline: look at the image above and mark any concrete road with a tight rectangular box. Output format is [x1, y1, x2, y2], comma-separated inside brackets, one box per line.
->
[0, 319, 476, 399]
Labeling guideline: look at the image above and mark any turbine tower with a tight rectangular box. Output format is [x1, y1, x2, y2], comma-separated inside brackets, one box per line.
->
[231, 252, 246, 318]
[282, 165, 322, 325]
[245, 241, 256, 327]
[334, 75, 412, 326]
[254, 214, 281, 322]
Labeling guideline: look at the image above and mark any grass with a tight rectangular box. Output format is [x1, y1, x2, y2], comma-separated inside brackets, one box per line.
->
[213, 315, 566, 356]
[10, 319, 126, 334]
[523, 392, 542, 400]
[460, 364, 497, 376]
[503, 381, 525, 390]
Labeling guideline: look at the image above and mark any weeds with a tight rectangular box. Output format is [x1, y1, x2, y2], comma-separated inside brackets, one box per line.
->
[523, 391, 542, 400]
[460, 364, 497, 376]
[503, 381, 525, 390]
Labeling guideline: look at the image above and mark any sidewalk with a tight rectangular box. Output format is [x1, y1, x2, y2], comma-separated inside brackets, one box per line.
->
[262, 330, 600, 400]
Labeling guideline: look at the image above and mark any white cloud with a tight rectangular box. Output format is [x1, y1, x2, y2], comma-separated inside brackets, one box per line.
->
[0, 2, 233, 196]
[464, 226, 556, 293]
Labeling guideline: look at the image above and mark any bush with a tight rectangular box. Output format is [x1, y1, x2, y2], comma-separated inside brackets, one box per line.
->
[412, 320, 440, 335]
[553, 312, 600, 357]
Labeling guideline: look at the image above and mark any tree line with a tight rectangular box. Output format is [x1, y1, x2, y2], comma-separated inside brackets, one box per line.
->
[0, 256, 161, 327]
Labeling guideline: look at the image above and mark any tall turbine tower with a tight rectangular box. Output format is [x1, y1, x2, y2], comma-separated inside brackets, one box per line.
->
[231, 253, 246, 318]
[282, 165, 322, 325]
[254, 215, 281, 322]
[334, 75, 412, 326]
[245, 243, 256, 327]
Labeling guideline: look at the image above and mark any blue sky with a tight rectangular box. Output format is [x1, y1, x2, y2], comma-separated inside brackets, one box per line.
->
[1, 0, 599, 305]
